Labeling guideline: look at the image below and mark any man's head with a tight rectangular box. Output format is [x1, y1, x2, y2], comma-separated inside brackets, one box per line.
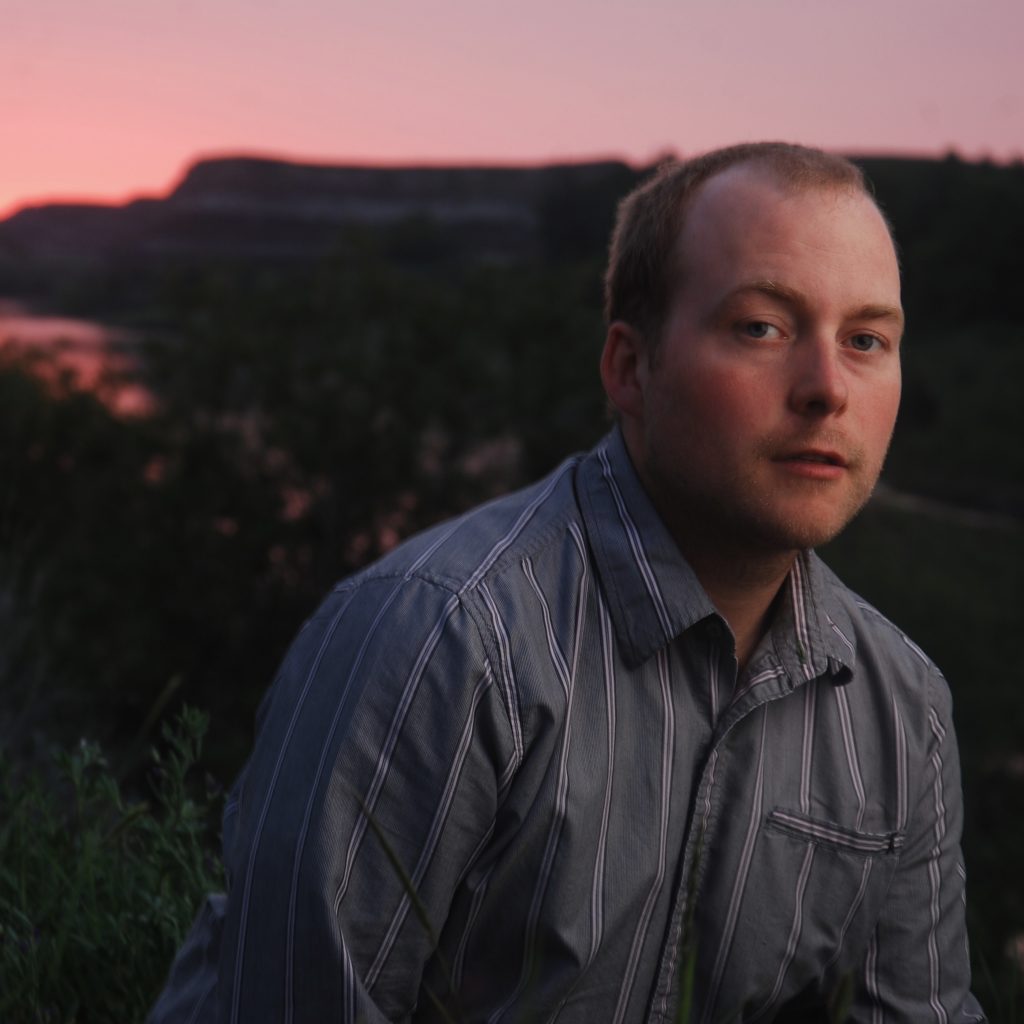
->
[600, 143, 903, 562]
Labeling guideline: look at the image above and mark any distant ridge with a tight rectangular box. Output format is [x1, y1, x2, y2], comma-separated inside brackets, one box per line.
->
[0, 155, 637, 272]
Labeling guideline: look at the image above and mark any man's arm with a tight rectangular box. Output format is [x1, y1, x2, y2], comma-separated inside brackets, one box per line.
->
[849, 670, 986, 1022]
[151, 572, 516, 1023]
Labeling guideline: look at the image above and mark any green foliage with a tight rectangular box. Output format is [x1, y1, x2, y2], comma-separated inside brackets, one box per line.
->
[0, 707, 222, 1023]
[0, 344, 302, 775]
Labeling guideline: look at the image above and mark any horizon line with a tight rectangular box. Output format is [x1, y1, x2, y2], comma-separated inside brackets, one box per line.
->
[3, 142, 1020, 222]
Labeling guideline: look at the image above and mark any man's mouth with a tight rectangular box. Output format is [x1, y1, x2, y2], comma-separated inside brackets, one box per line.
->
[777, 450, 849, 468]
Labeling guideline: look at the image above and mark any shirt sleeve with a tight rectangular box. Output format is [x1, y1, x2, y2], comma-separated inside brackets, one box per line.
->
[151, 572, 516, 1023]
[849, 669, 987, 1023]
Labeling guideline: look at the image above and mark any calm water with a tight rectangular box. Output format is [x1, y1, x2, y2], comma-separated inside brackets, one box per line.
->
[0, 299, 150, 414]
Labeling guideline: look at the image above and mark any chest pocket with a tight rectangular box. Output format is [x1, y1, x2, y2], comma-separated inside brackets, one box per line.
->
[758, 806, 905, 940]
[764, 807, 904, 855]
[704, 805, 905, 1014]
[746, 806, 903, 983]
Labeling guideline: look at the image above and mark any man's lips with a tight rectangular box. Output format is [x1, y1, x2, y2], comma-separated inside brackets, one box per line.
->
[775, 449, 849, 468]
[768, 447, 854, 481]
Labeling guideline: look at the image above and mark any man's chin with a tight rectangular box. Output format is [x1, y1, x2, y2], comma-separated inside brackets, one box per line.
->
[748, 500, 870, 553]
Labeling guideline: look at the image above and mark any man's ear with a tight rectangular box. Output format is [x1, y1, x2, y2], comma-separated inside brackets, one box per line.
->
[600, 321, 648, 421]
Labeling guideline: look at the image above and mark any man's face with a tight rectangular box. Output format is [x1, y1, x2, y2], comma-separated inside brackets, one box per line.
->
[621, 164, 903, 560]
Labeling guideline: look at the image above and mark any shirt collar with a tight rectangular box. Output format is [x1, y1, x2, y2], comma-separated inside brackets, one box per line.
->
[578, 428, 857, 681]
[577, 428, 717, 667]
[760, 549, 858, 685]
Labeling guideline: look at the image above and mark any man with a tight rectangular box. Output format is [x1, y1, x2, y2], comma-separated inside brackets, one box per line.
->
[151, 143, 985, 1022]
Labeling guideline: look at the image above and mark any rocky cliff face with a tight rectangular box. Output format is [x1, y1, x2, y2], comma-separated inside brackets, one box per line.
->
[0, 156, 634, 273]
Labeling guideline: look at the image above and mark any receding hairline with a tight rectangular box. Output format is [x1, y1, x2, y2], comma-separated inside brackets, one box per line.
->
[668, 160, 896, 285]
[704, 146, 868, 191]
[681, 155, 872, 205]
[684, 155, 883, 217]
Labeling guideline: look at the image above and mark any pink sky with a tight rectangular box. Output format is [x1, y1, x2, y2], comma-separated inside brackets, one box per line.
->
[2, 0, 1021, 218]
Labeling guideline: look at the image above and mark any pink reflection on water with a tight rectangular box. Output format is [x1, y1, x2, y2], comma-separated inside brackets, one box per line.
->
[0, 300, 154, 416]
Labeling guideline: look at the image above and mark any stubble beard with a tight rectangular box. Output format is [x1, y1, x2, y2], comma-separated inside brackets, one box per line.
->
[643, 439, 888, 567]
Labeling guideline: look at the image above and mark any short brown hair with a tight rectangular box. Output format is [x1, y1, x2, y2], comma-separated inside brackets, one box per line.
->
[604, 143, 871, 344]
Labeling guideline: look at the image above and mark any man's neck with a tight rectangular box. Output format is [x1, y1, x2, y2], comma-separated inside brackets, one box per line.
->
[683, 545, 798, 672]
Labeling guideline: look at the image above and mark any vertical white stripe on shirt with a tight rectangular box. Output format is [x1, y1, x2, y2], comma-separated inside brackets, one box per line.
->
[864, 929, 883, 1024]
[479, 581, 524, 784]
[835, 685, 868, 830]
[708, 643, 720, 724]
[335, 594, 461, 908]
[927, 706, 950, 1024]
[590, 592, 617, 967]
[488, 554, 584, 1023]
[341, 939, 356, 1024]
[827, 615, 856, 659]
[703, 705, 770, 1022]
[598, 446, 673, 636]
[801, 683, 817, 817]
[612, 647, 675, 1024]
[790, 558, 815, 681]
[365, 666, 496, 989]
[655, 742, 723, 1024]
[893, 695, 909, 831]
[545, 534, 612, 1024]
[822, 857, 875, 974]
[231, 588, 359, 1024]
[452, 860, 495, 991]
[750, 843, 817, 1021]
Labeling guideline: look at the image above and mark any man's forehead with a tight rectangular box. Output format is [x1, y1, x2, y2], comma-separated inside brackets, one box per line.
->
[671, 163, 897, 275]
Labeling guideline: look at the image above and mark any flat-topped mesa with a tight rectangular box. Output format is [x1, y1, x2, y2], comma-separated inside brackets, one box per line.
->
[0, 155, 635, 272]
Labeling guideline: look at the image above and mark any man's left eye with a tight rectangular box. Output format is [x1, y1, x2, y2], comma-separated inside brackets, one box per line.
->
[848, 333, 882, 352]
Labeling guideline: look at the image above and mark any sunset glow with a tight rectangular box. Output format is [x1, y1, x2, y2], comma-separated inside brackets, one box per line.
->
[2, 0, 1022, 217]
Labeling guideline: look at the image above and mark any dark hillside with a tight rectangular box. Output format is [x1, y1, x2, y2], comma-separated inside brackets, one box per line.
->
[858, 154, 1024, 327]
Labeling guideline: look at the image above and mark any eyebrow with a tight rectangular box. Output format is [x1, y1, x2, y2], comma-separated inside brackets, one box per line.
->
[718, 280, 905, 330]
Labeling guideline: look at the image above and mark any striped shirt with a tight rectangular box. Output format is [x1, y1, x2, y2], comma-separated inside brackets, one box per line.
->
[150, 428, 985, 1023]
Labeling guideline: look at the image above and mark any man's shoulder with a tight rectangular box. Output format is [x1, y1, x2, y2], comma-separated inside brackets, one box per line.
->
[342, 451, 587, 601]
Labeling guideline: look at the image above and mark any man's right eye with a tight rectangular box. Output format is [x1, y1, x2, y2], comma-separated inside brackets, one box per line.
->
[742, 321, 782, 340]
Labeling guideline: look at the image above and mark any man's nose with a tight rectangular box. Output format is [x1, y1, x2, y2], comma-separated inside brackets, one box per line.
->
[788, 337, 848, 416]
